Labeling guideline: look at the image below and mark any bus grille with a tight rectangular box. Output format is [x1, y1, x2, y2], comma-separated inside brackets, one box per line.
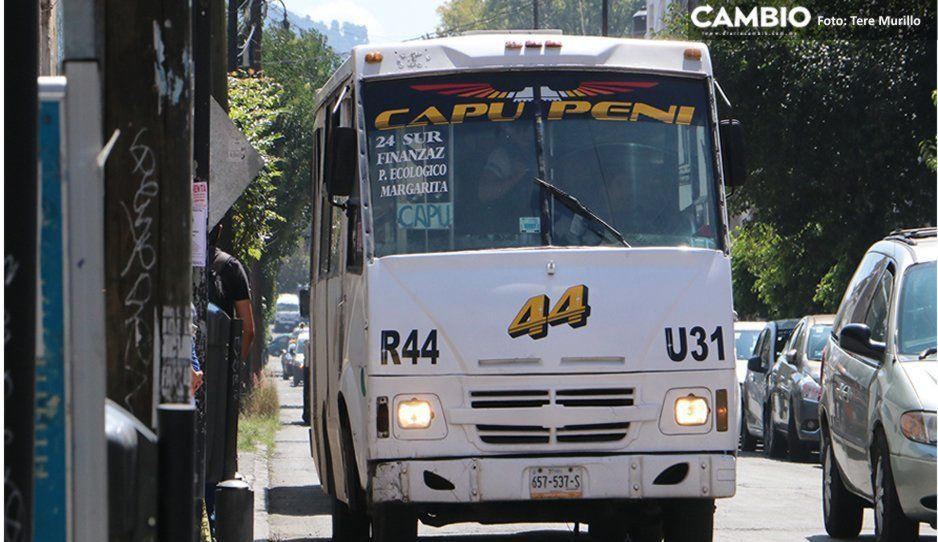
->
[469, 387, 634, 445]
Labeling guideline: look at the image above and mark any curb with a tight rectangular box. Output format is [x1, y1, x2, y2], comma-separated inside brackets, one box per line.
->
[253, 445, 271, 541]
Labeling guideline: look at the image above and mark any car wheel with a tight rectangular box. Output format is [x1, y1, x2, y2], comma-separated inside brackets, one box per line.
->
[822, 433, 863, 538]
[872, 431, 919, 541]
[788, 404, 809, 462]
[371, 504, 417, 542]
[662, 499, 713, 542]
[740, 399, 757, 452]
[764, 403, 786, 459]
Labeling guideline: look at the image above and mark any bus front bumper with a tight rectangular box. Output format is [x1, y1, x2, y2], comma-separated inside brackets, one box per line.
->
[371, 453, 736, 504]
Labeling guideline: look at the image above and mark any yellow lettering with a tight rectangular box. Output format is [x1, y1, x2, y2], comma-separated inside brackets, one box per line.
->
[630, 103, 677, 124]
[487, 102, 524, 122]
[675, 106, 696, 125]
[451, 103, 488, 123]
[408, 106, 449, 127]
[374, 108, 409, 130]
[547, 100, 591, 120]
[591, 101, 633, 121]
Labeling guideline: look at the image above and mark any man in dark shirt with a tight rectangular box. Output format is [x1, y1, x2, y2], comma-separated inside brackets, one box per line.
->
[208, 224, 255, 363]
[204, 224, 255, 537]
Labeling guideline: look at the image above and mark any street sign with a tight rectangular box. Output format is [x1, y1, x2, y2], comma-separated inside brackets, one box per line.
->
[36, 76, 68, 542]
[209, 98, 264, 228]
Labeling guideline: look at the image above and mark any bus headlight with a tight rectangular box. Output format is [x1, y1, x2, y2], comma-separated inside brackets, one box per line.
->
[397, 399, 434, 429]
[675, 395, 710, 426]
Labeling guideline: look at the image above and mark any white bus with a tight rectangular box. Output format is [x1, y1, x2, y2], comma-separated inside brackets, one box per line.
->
[307, 31, 746, 542]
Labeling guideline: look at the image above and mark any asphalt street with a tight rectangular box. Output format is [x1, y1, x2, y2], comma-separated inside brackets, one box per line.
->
[264, 358, 936, 542]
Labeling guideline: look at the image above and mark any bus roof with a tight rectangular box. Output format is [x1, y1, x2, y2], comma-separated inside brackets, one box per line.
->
[316, 34, 712, 108]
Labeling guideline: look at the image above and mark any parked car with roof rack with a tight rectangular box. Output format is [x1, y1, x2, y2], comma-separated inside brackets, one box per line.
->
[820, 227, 936, 541]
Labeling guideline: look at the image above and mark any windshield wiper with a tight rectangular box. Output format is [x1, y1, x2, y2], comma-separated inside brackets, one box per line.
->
[534, 177, 630, 248]
[918, 346, 937, 360]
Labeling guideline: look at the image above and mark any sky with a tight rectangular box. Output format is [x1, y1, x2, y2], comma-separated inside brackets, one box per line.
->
[282, 0, 448, 43]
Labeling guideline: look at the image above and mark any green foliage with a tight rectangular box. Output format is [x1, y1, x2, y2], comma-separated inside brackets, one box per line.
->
[436, 0, 645, 37]
[246, 27, 337, 323]
[662, 1, 936, 318]
[228, 74, 286, 263]
[225, 27, 338, 325]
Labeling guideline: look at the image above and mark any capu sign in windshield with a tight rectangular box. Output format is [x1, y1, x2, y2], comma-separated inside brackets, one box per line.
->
[362, 72, 721, 257]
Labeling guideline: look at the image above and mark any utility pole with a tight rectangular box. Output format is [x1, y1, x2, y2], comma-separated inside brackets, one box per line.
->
[228, 0, 239, 71]
[602, 0, 609, 36]
[5, 2, 39, 541]
[104, 0, 196, 539]
[533, 0, 539, 29]
[249, 0, 263, 72]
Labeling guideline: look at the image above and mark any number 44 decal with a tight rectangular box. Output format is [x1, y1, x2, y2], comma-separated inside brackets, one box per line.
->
[508, 284, 591, 340]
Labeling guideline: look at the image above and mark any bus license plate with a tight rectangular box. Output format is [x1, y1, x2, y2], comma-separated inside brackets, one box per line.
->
[529, 467, 584, 499]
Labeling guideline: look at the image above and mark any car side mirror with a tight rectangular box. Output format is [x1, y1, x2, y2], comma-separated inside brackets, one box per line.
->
[719, 119, 747, 187]
[839, 323, 886, 361]
[325, 127, 357, 198]
[785, 348, 798, 363]
[747, 355, 766, 373]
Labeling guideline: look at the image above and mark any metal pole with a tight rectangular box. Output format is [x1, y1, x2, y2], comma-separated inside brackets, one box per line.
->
[602, 0, 609, 36]
[228, 0, 238, 71]
[158, 405, 197, 542]
[533, 0, 539, 29]
[5, 2, 39, 541]
[223, 318, 243, 479]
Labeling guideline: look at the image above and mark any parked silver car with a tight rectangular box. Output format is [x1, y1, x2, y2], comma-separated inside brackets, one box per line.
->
[820, 227, 936, 541]
[764, 314, 833, 461]
[740, 319, 798, 451]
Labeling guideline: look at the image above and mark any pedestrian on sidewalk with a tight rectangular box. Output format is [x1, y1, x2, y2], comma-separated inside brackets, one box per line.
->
[204, 223, 255, 537]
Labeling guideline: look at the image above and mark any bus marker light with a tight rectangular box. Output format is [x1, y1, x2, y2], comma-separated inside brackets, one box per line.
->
[505, 41, 523, 49]
[684, 48, 702, 60]
[675, 395, 710, 426]
[545, 40, 562, 48]
[365, 52, 383, 63]
[398, 399, 433, 429]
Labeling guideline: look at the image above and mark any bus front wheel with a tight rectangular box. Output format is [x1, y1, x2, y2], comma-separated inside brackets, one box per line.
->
[371, 503, 417, 542]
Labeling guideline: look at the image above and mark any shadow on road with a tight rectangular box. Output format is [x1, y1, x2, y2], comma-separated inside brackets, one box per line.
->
[806, 535, 936, 542]
[268, 484, 331, 517]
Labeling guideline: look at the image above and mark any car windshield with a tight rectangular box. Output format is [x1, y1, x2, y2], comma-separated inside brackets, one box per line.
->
[362, 71, 720, 256]
[806, 324, 832, 361]
[277, 303, 299, 312]
[734, 330, 760, 359]
[897, 262, 936, 356]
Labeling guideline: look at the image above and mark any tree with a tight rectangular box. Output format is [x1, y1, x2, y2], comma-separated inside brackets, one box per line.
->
[661, 1, 936, 318]
[225, 26, 338, 371]
[436, 0, 645, 37]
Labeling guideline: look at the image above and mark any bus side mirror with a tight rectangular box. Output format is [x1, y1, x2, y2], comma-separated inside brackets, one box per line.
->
[325, 127, 357, 198]
[747, 355, 765, 373]
[299, 287, 310, 319]
[719, 119, 747, 187]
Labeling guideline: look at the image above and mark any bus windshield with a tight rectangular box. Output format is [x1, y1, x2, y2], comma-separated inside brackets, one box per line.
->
[362, 71, 720, 257]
